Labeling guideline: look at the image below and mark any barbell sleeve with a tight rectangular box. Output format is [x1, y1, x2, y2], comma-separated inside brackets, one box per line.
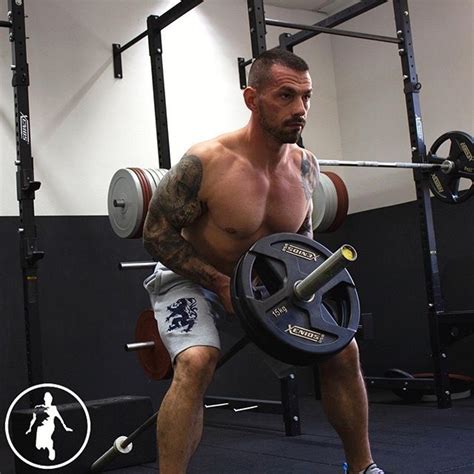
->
[294, 245, 357, 301]
[318, 159, 453, 172]
[90, 436, 133, 472]
[125, 341, 155, 352]
[91, 412, 158, 472]
[119, 261, 157, 270]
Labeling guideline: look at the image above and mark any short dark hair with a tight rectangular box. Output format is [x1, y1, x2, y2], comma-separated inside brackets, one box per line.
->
[248, 49, 309, 90]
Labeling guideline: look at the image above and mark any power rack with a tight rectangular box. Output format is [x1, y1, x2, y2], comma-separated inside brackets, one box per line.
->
[239, 0, 473, 408]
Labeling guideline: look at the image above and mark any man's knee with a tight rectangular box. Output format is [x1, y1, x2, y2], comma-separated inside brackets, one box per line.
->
[319, 339, 361, 375]
[173, 346, 220, 390]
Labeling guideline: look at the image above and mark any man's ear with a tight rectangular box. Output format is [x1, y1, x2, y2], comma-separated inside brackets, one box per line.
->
[243, 87, 258, 112]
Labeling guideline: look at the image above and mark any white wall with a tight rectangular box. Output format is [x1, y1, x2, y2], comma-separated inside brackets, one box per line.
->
[330, 0, 473, 213]
[0, 0, 339, 216]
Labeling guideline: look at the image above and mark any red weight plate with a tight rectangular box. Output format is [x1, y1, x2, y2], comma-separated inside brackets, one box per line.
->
[323, 171, 349, 232]
[129, 168, 152, 239]
[135, 309, 173, 380]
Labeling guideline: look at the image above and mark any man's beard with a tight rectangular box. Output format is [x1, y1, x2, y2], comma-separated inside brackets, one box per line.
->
[258, 105, 304, 144]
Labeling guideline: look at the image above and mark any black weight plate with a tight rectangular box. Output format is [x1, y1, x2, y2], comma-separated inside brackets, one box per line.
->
[428, 131, 474, 204]
[231, 233, 360, 365]
[231, 255, 288, 363]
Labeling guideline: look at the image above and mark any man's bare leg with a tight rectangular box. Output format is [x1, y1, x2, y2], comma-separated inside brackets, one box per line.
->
[157, 346, 219, 474]
[318, 340, 373, 473]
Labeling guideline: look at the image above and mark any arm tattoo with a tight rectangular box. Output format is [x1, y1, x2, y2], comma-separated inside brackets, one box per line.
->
[300, 150, 319, 201]
[143, 154, 226, 291]
[156, 154, 204, 228]
[298, 150, 318, 238]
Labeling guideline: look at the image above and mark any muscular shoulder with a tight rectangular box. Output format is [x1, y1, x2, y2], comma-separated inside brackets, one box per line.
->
[186, 132, 238, 167]
[151, 134, 238, 224]
[186, 133, 242, 192]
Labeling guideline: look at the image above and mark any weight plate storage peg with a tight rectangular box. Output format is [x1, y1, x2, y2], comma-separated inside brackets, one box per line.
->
[231, 233, 360, 365]
[428, 131, 474, 204]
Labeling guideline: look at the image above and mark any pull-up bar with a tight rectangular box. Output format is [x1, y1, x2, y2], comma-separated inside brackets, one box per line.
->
[266, 18, 401, 44]
[278, 0, 389, 50]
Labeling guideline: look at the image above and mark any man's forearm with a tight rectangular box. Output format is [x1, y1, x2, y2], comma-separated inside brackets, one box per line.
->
[144, 230, 229, 294]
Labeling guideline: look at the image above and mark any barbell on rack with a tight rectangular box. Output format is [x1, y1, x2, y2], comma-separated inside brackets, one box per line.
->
[107, 131, 473, 240]
[319, 131, 473, 204]
[317, 159, 453, 171]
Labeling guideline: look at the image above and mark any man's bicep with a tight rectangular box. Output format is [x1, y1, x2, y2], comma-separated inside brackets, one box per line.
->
[147, 154, 205, 232]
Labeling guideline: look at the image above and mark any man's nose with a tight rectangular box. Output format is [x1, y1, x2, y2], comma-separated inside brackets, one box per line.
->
[293, 97, 307, 116]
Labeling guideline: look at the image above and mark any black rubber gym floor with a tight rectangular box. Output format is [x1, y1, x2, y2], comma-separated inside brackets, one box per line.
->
[1, 391, 473, 473]
[108, 391, 474, 474]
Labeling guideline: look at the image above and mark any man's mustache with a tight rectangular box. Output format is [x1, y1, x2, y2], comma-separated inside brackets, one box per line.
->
[284, 118, 306, 126]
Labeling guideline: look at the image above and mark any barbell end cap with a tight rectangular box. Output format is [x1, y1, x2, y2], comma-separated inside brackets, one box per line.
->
[341, 244, 357, 262]
[114, 435, 133, 454]
[90, 436, 133, 472]
[440, 159, 455, 174]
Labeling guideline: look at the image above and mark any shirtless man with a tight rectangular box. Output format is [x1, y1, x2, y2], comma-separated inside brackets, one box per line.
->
[143, 49, 383, 474]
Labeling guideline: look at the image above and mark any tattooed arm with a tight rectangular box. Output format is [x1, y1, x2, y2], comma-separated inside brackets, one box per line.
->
[297, 150, 319, 239]
[143, 154, 230, 301]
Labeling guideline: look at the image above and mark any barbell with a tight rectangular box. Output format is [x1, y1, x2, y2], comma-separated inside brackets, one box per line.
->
[95, 233, 356, 473]
[126, 233, 360, 377]
[231, 233, 359, 365]
[319, 131, 473, 204]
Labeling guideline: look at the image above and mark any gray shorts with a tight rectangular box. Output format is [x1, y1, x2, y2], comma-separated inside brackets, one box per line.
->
[143, 264, 294, 378]
[143, 263, 228, 363]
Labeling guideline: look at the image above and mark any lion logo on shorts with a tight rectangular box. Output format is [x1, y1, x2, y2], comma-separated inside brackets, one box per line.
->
[166, 297, 198, 333]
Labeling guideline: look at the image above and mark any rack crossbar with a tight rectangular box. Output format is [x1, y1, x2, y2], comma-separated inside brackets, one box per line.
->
[281, 0, 388, 49]
[267, 18, 400, 44]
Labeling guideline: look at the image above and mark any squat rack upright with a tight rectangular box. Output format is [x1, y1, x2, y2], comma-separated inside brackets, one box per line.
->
[2, 0, 45, 397]
[112, 0, 203, 170]
[240, 0, 471, 408]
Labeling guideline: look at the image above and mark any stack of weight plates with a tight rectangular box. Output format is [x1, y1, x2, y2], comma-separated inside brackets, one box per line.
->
[107, 168, 168, 239]
[312, 171, 349, 233]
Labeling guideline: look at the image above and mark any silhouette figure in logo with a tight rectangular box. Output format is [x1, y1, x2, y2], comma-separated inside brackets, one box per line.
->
[25, 392, 73, 461]
[166, 297, 198, 332]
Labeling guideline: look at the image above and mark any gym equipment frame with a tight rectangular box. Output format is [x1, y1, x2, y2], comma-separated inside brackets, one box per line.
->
[112, 0, 203, 170]
[2, 0, 45, 398]
[241, 0, 474, 408]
